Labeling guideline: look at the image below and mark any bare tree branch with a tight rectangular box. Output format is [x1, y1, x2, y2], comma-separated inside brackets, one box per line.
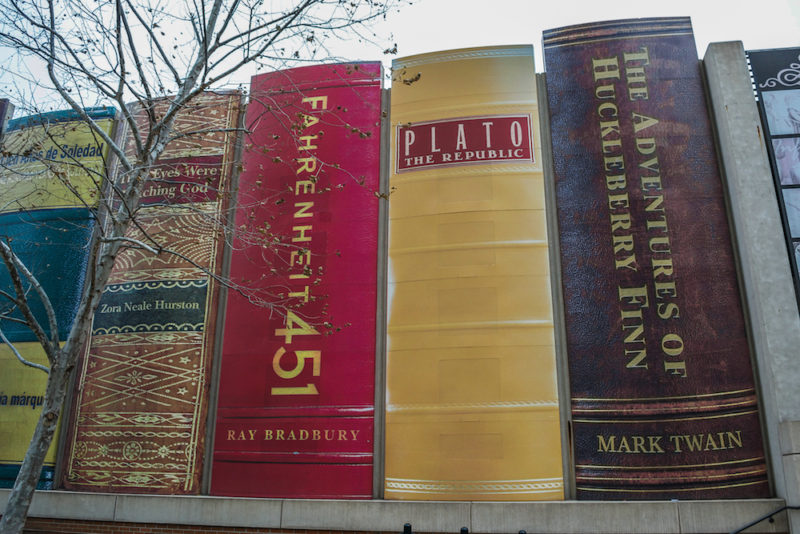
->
[0, 239, 59, 356]
[0, 327, 49, 374]
[0, 1, 406, 531]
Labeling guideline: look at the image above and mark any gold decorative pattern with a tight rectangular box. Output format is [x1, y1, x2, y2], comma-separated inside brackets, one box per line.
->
[64, 92, 240, 494]
[385, 477, 564, 495]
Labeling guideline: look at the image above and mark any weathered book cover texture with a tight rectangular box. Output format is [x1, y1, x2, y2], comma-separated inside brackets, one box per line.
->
[543, 17, 768, 499]
[63, 93, 241, 494]
[0, 108, 113, 487]
[386, 46, 563, 501]
[0, 109, 114, 341]
[211, 64, 381, 498]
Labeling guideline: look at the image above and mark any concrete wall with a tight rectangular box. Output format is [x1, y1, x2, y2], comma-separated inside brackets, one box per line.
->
[0, 489, 790, 533]
[703, 41, 800, 533]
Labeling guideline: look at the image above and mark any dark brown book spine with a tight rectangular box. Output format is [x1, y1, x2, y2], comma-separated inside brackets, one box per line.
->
[543, 17, 769, 499]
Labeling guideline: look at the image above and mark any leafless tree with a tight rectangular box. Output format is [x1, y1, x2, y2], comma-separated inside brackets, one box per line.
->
[0, 0, 402, 531]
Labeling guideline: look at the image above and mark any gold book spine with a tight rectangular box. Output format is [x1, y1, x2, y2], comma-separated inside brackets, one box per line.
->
[386, 45, 563, 501]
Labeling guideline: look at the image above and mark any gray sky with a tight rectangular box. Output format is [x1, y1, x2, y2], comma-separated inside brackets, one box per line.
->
[2, 0, 797, 105]
[331, 0, 800, 76]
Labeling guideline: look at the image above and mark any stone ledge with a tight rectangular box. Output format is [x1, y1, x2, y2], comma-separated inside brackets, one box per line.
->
[0, 490, 790, 533]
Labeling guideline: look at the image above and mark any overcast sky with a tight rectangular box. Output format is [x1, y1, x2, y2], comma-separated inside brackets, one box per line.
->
[331, 0, 800, 78]
[1, 0, 797, 106]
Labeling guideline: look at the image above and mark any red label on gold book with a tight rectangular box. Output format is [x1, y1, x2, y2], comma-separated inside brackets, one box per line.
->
[396, 115, 533, 172]
[544, 17, 769, 499]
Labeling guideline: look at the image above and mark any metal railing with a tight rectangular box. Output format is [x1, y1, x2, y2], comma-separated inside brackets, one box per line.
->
[730, 505, 800, 534]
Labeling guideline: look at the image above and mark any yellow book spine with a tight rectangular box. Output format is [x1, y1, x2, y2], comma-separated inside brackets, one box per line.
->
[386, 45, 563, 501]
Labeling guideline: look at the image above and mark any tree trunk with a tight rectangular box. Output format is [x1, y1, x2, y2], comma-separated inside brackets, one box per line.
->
[0, 355, 71, 534]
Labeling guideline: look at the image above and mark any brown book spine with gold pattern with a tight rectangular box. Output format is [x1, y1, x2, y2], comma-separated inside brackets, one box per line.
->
[62, 93, 241, 494]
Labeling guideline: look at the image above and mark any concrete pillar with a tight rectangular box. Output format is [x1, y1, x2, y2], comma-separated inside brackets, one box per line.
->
[704, 41, 800, 532]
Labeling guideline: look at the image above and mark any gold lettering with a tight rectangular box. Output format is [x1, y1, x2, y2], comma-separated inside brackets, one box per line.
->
[664, 360, 687, 377]
[652, 257, 673, 278]
[640, 175, 663, 190]
[593, 57, 620, 81]
[632, 113, 659, 133]
[595, 83, 616, 100]
[292, 225, 312, 242]
[608, 192, 629, 210]
[606, 174, 626, 190]
[619, 285, 649, 308]
[612, 234, 634, 255]
[296, 157, 317, 174]
[298, 135, 318, 152]
[293, 201, 314, 218]
[604, 155, 624, 173]
[610, 212, 631, 232]
[635, 137, 657, 155]
[301, 96, 328, 109]
[598, 435, 616, 452]
[648, 436, 665, 453]
[295, 180, 316, 195]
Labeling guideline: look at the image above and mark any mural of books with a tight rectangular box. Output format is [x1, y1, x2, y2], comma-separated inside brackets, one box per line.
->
[62, 93, 241, 494]
[386, 46, 564, 501]
[0, 107, 114, 489]
[211, 63, 382, 498]
[544, 17, 768, 499]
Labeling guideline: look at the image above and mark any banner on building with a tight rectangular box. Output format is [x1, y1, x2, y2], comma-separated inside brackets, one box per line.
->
[0, 108, 116, 213]
[211, 63, 382, 499]
[386, 46, 563, 501]
[544, 17, 768, 499]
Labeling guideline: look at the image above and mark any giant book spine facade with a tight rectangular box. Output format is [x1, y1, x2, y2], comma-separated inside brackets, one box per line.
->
[543, 17, 769, 499]
[0, 108, 115, 489]
[211, 63, 382, 499]
[63, 93, 241, 494]
[386, 46, 563, 501]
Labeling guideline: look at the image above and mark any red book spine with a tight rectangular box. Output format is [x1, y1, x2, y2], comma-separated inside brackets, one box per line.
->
[211, 63, 382, 498]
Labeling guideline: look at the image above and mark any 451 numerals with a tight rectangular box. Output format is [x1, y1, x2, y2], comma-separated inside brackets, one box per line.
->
[271, 311, 321, 395]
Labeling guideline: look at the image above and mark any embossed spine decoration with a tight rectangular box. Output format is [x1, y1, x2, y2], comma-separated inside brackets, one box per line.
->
[543, 17, 769, 499]
[386, 46, 564, 501]
[211, 64, 382, 499]
[63, 93, 241, 494]
[0, 108, 115, 489]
